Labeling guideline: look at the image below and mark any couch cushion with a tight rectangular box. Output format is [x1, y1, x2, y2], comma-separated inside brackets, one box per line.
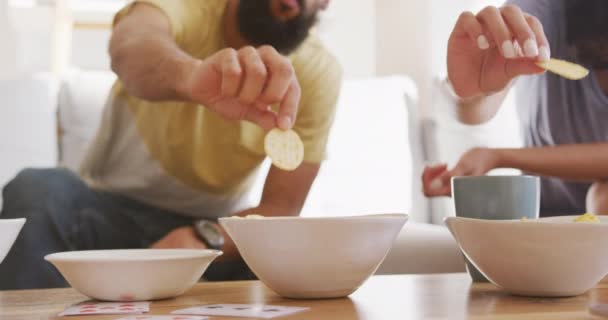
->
[0, 73, 59, 207]
[300, 76, 421, 219]
[58, 69, 116, 171]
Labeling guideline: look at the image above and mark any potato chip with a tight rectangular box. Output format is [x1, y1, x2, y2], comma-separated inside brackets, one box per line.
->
[573, 213, 600, 223]
[536, 58, 589, 80]
[264, 128, 304, 171]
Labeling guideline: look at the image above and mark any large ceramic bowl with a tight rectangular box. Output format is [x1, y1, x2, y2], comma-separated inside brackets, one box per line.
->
[0, 218, 26, 263]
[45, 249, 222, 301]
[445, 215, 608, 297]
[220, 214, 408, 299]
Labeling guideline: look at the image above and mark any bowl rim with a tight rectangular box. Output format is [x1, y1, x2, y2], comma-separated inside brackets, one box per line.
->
[44, 249, 223, 262]
[0, 218, 26, 225]
[219, 213, 408, 222]
[444, 215, 608, 227]
[451, 175, 540, 183]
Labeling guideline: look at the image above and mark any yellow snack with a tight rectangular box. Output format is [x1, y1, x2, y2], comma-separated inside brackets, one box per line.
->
[573, 213, 600, 223]
[264, 128, 304, 171]
[521, 216, 528, 222]
[536, 59, 589, 80]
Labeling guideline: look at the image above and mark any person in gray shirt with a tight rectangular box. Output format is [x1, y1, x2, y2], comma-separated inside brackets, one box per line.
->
[422, 0, 608, 217]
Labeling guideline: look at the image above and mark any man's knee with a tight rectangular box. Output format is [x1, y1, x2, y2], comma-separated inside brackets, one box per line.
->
[1, 168, 83, 219]
[586, 181, 608, 215]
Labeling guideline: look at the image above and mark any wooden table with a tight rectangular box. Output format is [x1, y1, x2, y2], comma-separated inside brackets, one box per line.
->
[1, 273, 607, 320]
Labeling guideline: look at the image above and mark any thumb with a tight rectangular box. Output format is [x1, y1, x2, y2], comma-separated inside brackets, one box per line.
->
[505, 59, 545, 78]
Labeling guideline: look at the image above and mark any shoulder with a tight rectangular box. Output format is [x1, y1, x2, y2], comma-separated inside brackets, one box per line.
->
[290, 34, 343, 91]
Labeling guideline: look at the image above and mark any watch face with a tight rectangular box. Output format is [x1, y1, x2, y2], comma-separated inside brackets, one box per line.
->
[197, 221, 224, 249]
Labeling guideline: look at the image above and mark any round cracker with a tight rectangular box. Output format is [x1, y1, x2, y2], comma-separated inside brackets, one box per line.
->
[264, 128, 304, 171]
[536, 58, 589, 80]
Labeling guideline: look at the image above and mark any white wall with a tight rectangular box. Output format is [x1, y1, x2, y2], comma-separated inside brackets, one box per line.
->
[318, 0, 376, 79]
[0, 1, 18, 77]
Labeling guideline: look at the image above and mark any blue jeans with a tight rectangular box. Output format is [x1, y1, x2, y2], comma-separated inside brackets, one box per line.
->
[0, 168, 254, 290]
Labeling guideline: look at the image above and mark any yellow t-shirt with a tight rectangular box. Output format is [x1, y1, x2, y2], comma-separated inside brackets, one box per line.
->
[79, 0, 342, 217]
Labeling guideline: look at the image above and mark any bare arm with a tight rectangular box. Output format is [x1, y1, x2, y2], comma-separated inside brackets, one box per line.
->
[109, 3, 301, 130]
[454, 85, 510, 125]
[218, 163, 320, 260]
[497, 145, 608, 182]
[423, 145, 608, 196]
[109, 3, 194, 101]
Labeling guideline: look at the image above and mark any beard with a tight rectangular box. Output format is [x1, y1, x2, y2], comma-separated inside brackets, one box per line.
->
[237, 0, 318, 55]
[566, 0, 608, 69]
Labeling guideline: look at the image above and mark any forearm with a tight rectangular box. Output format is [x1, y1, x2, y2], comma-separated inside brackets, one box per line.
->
[456, 88, 509, 125]
[109, 5, 196, 101]
[497, 144, 608, 182]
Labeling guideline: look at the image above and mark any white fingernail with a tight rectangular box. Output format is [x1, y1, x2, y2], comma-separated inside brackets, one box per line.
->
[523, 38, 539, 58]
[538, 45, 551, 62]
[477, 35, 490, 50]
[430, 179, 442, 190]
[513, 40, 523, 57]
[501, 40, 516, 59]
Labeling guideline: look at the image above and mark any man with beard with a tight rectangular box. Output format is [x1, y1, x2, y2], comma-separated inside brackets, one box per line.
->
[0, 0, 340, 289]
[422, 0, 608, 216]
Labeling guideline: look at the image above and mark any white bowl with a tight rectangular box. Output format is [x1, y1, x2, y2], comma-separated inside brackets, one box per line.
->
[0, 218, 26, 263]
[45, 249, 222, 301]
[219, 214, 408, 299]
[445, 216, 608, 297]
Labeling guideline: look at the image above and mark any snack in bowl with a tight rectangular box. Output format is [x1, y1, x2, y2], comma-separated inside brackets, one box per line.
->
[45, 249, 222, 301]
[220, 214, 408, 299]
[573, 213, 600, 223]
[445, 215, 608, 297]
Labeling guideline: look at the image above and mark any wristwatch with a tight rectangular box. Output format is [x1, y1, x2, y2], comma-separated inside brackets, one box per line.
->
[193, 220, 224, 250]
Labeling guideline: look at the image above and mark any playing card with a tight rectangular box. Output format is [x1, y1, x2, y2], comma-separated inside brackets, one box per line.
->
[114, 316, 208, 320]
[172, 304, 309, 319]
[59, 301, 150, 316]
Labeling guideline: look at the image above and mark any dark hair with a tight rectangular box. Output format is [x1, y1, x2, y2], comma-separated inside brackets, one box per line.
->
[566, 0, 608, 68]
[237, 0, 318, 55]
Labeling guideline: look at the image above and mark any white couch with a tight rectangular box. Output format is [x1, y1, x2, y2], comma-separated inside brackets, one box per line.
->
[0, 70, 465, 275]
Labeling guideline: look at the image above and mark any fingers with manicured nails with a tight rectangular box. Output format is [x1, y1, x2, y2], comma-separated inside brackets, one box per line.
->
[504, 59, 545, 77]
[477, 6, 516, 59]
[525, 14, 550, 61]
[258, 45, 294, 105]
[277, 80, 300, 130]
[423, 164, 448, 184]
[238, 46, 268, 105]
[422, 164, 449, 197]
[456, 11, 490, 50]
[501, 5, 537, 58]
[437, 170, 454, 196]
[220, 49, 242, 97]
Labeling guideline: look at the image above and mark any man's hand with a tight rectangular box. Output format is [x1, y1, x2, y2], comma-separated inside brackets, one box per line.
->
[422, 148, 500, 197]
[179, 46, 301, 130]
[151, 226, 207, 249]
[448, 5, 549, 99]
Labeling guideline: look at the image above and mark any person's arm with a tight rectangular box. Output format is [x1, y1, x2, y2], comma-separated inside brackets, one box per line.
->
[422, 145, 608, 197]
[109, 3, 193, 101]
[110, 3, 299, 130]
[152, 163, 320, 260]
[496, 145, 608, 181]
